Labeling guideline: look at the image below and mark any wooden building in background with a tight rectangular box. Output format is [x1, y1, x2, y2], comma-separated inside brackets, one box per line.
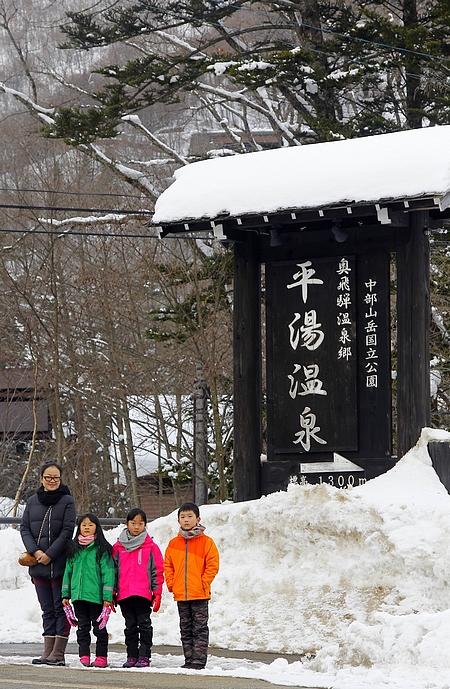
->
[0, 369, 51, 439]
[138, 474, 193, 520]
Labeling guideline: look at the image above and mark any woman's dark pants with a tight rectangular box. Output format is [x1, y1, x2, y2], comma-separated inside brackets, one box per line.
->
[32, 576, 70, 638]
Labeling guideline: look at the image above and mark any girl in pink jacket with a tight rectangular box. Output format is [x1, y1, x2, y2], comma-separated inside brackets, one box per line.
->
[112, 508, 164, 668]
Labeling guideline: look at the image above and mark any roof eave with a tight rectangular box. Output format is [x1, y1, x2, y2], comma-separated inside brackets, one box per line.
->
[153, 194, 444, 238]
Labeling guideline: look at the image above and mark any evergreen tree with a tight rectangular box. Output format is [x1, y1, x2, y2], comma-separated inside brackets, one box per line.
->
[50, 0, 450, 146]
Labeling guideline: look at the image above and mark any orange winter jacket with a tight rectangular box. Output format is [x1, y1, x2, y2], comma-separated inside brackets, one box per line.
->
[164, 532, 219, 601]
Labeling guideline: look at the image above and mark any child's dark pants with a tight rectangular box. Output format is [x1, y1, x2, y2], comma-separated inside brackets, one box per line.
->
[177, 599, 209, 668]
[119, 596, 153, 658]
[73, 600, 107, 658]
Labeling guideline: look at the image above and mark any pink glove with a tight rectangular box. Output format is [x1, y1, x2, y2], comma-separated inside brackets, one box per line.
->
[63, 604, 78, 627]
[152, 593, 161, 613]
[96, 606, 111, 630]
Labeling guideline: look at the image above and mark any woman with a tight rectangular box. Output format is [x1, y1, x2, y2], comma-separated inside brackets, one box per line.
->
[20, 461, 76, 666]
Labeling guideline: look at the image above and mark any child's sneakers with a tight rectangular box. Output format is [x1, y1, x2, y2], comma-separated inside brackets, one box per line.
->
[135, 656, 150, 667]
[79, 655, 91, 666]
[91, 656, 108, 668]
[122, 657, 138, 667]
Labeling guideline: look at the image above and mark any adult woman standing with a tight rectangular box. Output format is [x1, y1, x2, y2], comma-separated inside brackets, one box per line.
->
[20, 461, 76, 666]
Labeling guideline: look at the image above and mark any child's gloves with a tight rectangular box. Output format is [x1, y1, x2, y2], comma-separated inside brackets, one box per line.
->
[96, 605, 111, 630]
[152, 593, 162, 613]
[63, 603, 78, 627]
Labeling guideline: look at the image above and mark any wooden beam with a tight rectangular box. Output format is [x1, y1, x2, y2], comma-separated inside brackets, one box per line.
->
[396, 211, 430, 457]
[233, 236, 262, 501]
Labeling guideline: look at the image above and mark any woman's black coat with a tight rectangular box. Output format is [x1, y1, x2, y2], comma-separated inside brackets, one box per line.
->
[20, 491, 76, 579]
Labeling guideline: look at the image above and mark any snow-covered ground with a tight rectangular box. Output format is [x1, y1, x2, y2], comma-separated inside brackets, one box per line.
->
[2, 427, 450, 689]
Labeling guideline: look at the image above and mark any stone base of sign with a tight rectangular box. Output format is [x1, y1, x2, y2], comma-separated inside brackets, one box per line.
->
[261, 456, 397, 494]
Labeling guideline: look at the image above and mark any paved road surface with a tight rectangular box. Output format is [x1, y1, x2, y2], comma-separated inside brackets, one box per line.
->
[0, 664, 314, 689]
[0, 644, 315, 689]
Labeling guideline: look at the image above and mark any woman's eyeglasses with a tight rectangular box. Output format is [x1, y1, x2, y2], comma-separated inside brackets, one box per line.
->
[42, 476, 61, 482]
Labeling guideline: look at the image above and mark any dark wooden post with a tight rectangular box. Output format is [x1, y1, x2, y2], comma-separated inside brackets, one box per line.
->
[396, 211, 430, 458]
[193, 360, 208, 505]
[233, 236, 262, 501]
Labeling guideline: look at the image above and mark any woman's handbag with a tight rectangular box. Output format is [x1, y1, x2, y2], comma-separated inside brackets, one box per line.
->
[18, 551, 38, 566]
[18, 506, 52, 567]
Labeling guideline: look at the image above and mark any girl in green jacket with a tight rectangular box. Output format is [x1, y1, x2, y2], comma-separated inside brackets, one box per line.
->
[62, 513, 114, 668]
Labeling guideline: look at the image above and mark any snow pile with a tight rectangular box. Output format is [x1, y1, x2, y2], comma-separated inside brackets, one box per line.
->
[153, 125, 450, 223]
[2, 427, 450, 688]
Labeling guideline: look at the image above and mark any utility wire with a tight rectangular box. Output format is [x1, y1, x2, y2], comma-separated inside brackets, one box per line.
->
[291, 42, 448, 88]
[0, 227, 205, 239]
[101, 0, 450, 65]
[3, 227, 155, 238]
[0, 186, 148, 199]
[0, 203, 152, 215]
[295, 20, 450, 64]
[62, 7, 450, 96]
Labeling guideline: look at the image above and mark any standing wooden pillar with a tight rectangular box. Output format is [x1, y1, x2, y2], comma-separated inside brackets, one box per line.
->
[233, 236, 262, 501]
[193, 360, 208, 505]
[396, 211, 430, 458]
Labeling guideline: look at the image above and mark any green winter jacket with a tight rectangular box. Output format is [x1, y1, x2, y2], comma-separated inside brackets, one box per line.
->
[62, 542, 114, 604]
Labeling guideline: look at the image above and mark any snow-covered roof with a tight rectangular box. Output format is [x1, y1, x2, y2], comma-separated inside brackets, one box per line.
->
[153, 126, 450, 226]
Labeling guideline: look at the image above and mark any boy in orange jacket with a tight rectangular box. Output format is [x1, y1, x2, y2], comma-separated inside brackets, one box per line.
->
[164, 502, 219, 670]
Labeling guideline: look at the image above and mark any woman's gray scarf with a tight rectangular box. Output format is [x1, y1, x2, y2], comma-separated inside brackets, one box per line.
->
[119, 528, 147, 552]
[179, 524, 206, 540]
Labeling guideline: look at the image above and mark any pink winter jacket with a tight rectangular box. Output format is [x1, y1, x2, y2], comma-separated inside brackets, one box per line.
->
[112, 533, 164, 602]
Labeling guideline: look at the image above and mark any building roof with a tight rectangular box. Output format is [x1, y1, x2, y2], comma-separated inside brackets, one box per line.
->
[0, 369, 37, 391]
[153, 126, 450, 233]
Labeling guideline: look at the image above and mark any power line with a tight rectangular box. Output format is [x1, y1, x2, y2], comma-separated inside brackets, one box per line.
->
[64, 5, 450, 99]
[0, 186, 148, 199]
[0, 202, 152, 215]
[0, 227, 205, 239]
[125, 1, 450, 65]
[2, 227, 157, 238]
[294, 20, 450, 64]
[292, 43, 448, 88]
